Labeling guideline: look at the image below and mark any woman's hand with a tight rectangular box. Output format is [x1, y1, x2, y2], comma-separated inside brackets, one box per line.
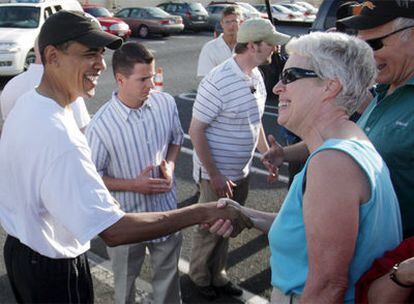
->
[202, 198, 252, 238]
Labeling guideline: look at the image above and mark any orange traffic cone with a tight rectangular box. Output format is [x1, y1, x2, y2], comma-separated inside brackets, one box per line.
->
[154, 67, 163, 91]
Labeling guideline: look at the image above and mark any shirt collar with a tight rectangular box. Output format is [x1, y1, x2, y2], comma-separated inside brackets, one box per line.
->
[375, 75, 414, 94]
[218, 34, 233, 53]
[111, 91, 153, 121]
[229, 57, 261, 87]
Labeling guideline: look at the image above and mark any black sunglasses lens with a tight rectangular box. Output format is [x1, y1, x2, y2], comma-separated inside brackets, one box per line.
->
[282, 70, 296, 84]
[367, 39, 383, 51]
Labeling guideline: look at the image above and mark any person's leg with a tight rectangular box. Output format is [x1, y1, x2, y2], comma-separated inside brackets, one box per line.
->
[149, 232, 183, 304]
[212, 176, 249, 297]
[107, 243, 146, 304]
[4, 235, 25, 303]
[188, 179, 221, 287]
[4, 235, 94, 303]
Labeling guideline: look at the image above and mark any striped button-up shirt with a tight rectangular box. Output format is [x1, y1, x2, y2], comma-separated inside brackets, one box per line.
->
[86, 91, 184, 242]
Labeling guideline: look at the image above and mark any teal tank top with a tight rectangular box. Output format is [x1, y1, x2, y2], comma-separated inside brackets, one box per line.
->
[268, 139, 402, 303]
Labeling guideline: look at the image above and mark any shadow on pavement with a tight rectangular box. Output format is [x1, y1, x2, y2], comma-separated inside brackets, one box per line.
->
[0, 274, 16, 304]
[181, 274, 244, 304]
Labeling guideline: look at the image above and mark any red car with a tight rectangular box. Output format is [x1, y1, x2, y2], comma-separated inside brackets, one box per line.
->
[83, 5, 131, 40]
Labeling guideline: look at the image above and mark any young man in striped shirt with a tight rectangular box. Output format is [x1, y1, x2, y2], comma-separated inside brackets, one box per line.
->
[188, 18, 290, 300]
[86, 42, 184, 304]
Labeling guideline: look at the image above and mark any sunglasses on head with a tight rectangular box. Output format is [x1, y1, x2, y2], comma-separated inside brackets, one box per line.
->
[281, 67, 318, 85]
[366, 25, 414, 51]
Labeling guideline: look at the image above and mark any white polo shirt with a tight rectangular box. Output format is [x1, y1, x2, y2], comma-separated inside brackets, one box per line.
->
[197, 34, 233, 77]
[0, 90, 124, 258]
[0, 63, 91, 129]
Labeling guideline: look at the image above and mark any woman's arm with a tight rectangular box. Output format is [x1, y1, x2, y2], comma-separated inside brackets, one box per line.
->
[300, 150, 370, 303]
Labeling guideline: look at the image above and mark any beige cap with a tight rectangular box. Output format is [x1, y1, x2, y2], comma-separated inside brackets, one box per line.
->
[237, 18, 291, 46]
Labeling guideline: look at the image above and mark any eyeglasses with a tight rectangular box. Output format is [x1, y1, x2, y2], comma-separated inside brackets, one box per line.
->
[281, 67, 318, 85]
[365, 25, 414, 51]
[222, 19, 240, 25]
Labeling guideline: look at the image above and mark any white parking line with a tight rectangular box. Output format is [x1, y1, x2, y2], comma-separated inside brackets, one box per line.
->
[89, 248, 270, 304]
[265, 105, 278, 110]
[180, 146, 289, 184]
[177, 94, 279, 118]
[178, 92, 197, 101]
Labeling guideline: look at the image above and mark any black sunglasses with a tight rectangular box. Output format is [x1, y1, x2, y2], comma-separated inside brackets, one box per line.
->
[281, 67, 318, 85]
[366, 25, 414, 51]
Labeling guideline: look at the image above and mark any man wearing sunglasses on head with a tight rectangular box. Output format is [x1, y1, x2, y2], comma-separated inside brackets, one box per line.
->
[263, 0, 414, 239]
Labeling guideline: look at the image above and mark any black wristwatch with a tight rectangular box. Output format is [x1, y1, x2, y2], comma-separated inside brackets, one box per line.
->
[389, 263, 414, 288]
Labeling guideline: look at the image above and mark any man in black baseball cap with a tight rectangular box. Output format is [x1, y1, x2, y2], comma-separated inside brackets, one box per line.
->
[39, 10, 122, 52]
[338, 0, 414, 240]
[37, 10, 123, 102]
[1, 9, 251, 304]
[338, 0, 414, 30]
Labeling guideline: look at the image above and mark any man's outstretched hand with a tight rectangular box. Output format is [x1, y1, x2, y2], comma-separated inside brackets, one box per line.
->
[202, 198, 253, 238]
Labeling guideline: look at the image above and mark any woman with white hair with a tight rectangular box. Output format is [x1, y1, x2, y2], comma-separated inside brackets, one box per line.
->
[210, 32, 402, 303]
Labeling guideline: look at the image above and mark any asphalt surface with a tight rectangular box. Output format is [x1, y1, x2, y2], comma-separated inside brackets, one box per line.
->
[0, 24, 307, 303]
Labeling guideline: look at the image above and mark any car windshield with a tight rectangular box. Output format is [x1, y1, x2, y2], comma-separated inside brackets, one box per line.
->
[145, 7, 170, 17]
[188, 3, 208, 14]
[84, 7, 112, 17]
[0, 6, 40, 28]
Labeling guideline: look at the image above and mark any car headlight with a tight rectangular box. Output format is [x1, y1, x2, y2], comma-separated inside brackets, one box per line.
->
[110, 23, 129, 31]
[101, 25, 109, 31]
[0, 42, 21, 54]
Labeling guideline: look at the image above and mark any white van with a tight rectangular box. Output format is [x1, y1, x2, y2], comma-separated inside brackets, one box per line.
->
[0, 0, 83, 76]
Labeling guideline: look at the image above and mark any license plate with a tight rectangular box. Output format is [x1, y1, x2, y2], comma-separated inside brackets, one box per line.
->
[0, 61, 11, 67]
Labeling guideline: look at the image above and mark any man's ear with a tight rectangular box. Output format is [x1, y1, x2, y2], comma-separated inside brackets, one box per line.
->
[246, 41, 256, 53]
[42, 45, 59, 66]
[115, 72, 126, 87]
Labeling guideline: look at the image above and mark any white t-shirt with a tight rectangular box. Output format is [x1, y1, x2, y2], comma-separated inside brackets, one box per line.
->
[0, 90, 124, 258]
[197, 34, 233, 77]
[0, 64, 91, 129]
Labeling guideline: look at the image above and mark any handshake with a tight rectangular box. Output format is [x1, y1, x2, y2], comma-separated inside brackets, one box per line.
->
[201, 198, 253, 237]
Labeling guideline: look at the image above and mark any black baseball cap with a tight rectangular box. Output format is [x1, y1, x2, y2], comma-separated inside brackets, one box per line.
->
[38, 10, 122, 53]
[338, 0, 414, 30]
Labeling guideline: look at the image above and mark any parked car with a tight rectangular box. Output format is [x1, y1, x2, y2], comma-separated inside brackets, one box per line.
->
[83, 5, 131, 40]
[253, 4, 303, 22]
[310, 0, 354, 32]
[114, 7, 184, 38]
[0, 0, 82, 76]
[157, 2, 208, 32]
[279, 2, 316, 22]
[295, 1, 318, 15]
[235, 2, 262, 19]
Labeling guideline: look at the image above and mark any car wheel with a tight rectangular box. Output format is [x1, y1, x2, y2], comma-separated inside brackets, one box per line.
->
[138, 25, 149, 38]
[24, 50, 36, 71]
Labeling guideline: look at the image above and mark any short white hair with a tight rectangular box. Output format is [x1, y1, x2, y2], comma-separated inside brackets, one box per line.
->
[285, 32, 377, 115]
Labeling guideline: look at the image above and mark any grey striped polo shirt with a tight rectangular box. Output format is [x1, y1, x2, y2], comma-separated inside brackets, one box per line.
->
[192, 57, 266, 182]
